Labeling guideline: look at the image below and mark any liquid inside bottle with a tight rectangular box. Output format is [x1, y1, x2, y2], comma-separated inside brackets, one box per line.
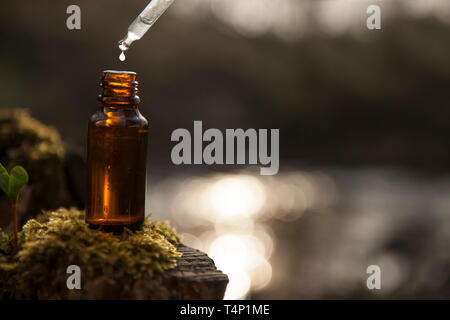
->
[86, 70, 148, 232]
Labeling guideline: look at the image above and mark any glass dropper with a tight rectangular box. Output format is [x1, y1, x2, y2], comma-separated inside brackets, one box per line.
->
[118, 0, 175, 61]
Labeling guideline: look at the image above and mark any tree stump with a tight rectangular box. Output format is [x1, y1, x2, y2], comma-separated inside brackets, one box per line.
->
[78, 244, 229, 300]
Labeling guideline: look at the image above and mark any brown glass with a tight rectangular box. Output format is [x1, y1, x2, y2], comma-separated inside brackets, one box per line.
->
[86, 70, 148, 231]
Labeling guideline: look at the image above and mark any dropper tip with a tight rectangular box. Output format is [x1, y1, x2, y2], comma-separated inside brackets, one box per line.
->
[118, 33, 136, 61]
[118, 39, 129, 52]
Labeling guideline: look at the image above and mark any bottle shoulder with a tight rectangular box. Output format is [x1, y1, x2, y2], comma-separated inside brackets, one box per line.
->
[89, 108, 148, 128]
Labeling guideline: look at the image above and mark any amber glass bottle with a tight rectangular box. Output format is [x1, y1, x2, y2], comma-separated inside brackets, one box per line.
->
[86, 70, 148, 231]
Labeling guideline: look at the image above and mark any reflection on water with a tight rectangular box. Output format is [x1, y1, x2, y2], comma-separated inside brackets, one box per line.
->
[148, 167, 450, 299]
[148, 169, 337, 299]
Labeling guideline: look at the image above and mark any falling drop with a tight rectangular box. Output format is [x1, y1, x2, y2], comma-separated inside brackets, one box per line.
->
[119, 51, 126, 62]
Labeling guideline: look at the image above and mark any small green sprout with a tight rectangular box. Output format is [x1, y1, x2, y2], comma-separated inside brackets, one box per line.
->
[0, 163, 29, 255]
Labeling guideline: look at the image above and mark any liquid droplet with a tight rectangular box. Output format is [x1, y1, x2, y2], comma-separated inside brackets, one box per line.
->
[119, 52, 126, 62]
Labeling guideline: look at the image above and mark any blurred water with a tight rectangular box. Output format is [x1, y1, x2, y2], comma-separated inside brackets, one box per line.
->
[146, 167, 450, 299]
[173, 0, 450, 40]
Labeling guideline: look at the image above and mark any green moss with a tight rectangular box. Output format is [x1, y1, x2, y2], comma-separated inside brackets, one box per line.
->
[0, 109, 67, 215]
[0, 208, 181, 299]
[0, 109, 65, 161]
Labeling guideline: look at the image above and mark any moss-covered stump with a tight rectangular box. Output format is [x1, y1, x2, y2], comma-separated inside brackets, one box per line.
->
[0, 208, 228, 299]
[0, 109, 68, 229]
[81, 245, 229, 300]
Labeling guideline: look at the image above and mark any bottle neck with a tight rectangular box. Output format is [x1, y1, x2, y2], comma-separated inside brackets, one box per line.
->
[98, 70, 140, 108]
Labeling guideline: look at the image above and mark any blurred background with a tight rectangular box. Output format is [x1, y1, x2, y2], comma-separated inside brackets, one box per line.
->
[1, 0, 450, 299]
